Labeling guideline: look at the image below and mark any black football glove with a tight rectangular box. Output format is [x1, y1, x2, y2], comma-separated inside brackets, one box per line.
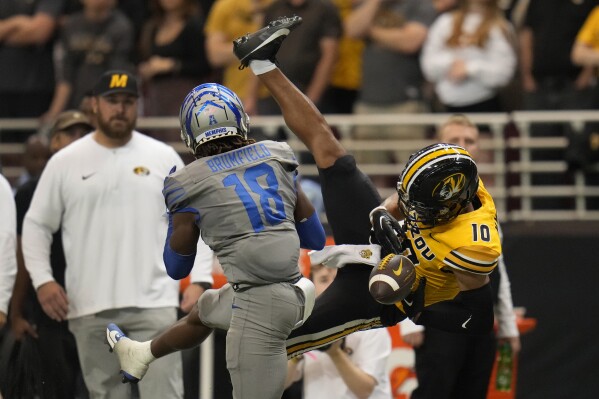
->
[402, 277, 426, 322]
[369, 207, 405, 256]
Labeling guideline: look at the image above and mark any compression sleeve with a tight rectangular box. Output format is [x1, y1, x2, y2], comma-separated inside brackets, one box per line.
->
[296, 211, 326, 250]
[416, 284, 494, 335]
[163, 212, 196, 280]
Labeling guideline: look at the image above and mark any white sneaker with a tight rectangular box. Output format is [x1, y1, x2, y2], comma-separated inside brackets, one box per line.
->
[106, 323, 154, 383]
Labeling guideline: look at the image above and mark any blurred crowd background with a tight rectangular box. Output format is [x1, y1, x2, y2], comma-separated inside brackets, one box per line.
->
[2, 0, 599, 194]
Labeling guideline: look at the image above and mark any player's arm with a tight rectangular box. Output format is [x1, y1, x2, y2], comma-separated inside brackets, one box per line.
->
[163, 171, 200, 280]
[164, 211, 200, 280]
[294, 180, 326, 251]
[0, 12, 56, 46]
[408, 247, 498, 334]
[414, 272, 493, 335]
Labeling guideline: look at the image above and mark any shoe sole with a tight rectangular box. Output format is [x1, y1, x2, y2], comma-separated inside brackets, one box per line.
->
[238, 28, 291, 64]
[106, 323, 140, 384]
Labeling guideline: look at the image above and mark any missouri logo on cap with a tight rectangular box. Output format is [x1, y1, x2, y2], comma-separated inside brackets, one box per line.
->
[94, 70, 139, 97]
[110, 74, 129, 89]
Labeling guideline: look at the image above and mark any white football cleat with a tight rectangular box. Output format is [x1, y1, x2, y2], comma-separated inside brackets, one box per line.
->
[106, 323, 154, 384]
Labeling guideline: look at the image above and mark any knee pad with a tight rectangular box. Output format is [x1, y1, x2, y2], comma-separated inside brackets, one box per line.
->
[198, 284, 233, 330]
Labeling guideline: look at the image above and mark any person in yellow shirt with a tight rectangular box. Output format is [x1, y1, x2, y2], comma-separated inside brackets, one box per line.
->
[319, 0, 365, 115]
[571, 6, 599, 67]
[204, 0, 273, 113]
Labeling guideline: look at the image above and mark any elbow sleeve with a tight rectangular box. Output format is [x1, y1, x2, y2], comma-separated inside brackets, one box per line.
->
[417, 284, 494, 335]
[296, 211, 326, 250]
[163, 243, 196, 280]
[163, 212, 196, 280]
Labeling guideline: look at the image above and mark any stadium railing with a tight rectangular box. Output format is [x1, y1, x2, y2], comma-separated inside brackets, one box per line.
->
[2, 110, 599, 224]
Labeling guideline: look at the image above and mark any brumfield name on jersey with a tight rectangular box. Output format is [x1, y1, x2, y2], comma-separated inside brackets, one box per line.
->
[206, 143, 272, 172]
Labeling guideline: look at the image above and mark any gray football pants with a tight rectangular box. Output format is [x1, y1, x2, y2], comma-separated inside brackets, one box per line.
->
[199, 283, 304, 399]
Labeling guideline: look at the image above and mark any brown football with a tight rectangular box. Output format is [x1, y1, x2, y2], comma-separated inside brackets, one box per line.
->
[369, 254, 416, 305]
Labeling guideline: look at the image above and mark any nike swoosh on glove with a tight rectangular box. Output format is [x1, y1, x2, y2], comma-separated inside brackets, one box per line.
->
[369, 207, 405, 257]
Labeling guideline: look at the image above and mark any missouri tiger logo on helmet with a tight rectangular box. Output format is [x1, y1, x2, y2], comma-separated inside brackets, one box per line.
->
[433, 173, 466, 201]
[179, 83, 250, 155]
[397, 143, 479, 228]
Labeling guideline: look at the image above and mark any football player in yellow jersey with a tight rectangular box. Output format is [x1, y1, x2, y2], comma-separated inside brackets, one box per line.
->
[378, 144, 502, 314]
[400, 116, 519, 399]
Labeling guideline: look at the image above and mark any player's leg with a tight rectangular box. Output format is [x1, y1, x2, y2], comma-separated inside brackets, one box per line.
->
[227, 283, 303, 399]
[410, 328, 468, 399]
[257, 68, 345, 169]
[106, 285, 233, 383]
[149, 304, 214, 358]
[233, 18, 399, 358]
[450, 331, 496, 399]
[233, 16, 345, 170]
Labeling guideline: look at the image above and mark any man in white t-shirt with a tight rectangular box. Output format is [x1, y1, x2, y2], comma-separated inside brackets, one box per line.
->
[285, 264, 392, 399]
[21, 70, 214, 399]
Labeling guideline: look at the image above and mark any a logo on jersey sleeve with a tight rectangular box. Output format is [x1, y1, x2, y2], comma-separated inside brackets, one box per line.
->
[133, 166, 150, 176]
[360, 249, 373, 259]
[432, 173, 465, 200]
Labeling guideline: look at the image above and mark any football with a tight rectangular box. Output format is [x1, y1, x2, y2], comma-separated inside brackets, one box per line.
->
[369, 254, 416, 305]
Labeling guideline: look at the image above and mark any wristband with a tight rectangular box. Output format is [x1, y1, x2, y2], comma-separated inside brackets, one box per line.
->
[296, 211, 326, 250]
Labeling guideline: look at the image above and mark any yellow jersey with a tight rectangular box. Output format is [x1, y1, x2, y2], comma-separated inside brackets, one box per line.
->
[397, 181, 501, 311]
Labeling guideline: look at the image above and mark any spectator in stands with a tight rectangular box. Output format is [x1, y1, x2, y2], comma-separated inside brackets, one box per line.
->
[519, 0, 597, 209]
[420, 0, 517, 114]
[43, 0, 135, 124]
[78, 91, 98, 129]
[138, 0, 213, 123]
[14, 136, 51, 190]
[256, 0, 342, 115]
[0, 0, 64, 142]
[345, 0, 437, 187]
[204, 0, 273, 115]
[284, 264, 392, 399]
[9, 110, 94, 399]
[571, 5, 599, 69]
[520, 0, 597, 114]
[400, 114, 520, 399]
[22, 70, 213, 398]
[61, 0, 149, 47]
[319, 0, 365, 115]
[0, 173, 17, 330]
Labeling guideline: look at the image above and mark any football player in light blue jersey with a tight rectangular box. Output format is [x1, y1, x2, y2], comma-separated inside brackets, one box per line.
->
[106, 28, 327, 397]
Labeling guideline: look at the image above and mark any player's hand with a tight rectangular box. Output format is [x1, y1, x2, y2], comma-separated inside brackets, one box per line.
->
[0, 312, 6, 329]
[370, 207, 405, 256]
[180, 283, 206, 313]
[10, 315, 38, 340]
[324, 338, 346, 359]
[403, 277, 426, 321]
[37, 281, 69, 322]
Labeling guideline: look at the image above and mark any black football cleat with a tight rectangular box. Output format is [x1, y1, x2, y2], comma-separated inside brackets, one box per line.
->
[233, 16, 302, 69]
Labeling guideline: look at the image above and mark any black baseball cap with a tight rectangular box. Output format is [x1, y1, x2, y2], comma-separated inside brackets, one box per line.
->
[93, 70, 139, 97]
